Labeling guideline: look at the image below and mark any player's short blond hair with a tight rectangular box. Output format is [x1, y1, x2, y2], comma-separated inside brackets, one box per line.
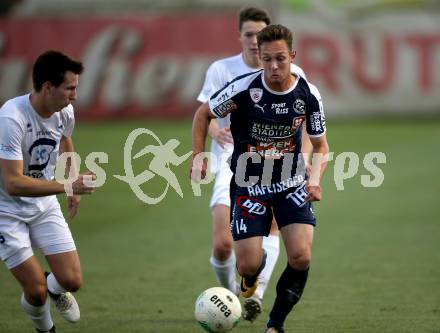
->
[257, 24, 293, 51]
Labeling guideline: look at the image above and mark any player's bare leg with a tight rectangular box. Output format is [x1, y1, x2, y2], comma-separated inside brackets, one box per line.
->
[45, 251, 82, 323]
[210, 204, 239, 294]
[258, 219, 280, 297]
[234, 236, 266, 298]
[243, 219, 280, 321]
[266, 224, 313, 332]
[10, 256, 55, 332]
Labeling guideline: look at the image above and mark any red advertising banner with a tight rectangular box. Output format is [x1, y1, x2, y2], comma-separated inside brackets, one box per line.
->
[0, 14, 239, 119]
[1, 13, 439, 119]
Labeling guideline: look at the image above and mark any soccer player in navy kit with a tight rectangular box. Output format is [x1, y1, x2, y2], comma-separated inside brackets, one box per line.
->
[197, 7, 309, 322]
[191, 24, 330, 333]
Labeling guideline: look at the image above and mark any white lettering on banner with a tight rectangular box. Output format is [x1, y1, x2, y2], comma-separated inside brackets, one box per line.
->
[281, 10, 440, 116]
[0, 14, 439, 117]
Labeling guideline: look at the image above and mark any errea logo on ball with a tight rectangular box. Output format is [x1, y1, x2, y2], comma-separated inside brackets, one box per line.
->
[209, 294, 233, 318]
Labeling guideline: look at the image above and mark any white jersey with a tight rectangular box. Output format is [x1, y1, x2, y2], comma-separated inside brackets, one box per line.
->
[197, 53, 306, 171]
[0, 94, 75, 215]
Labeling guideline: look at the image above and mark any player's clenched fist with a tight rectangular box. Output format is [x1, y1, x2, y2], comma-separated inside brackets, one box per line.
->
[72, 171, 97, 194]
[305, 184, 322, 202]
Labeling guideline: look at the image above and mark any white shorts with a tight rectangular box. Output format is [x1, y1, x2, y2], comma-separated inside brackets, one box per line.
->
[0, 203, 76, 269]
[210, 145, 233, 209]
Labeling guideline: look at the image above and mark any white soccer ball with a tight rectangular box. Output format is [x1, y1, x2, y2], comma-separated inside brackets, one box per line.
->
[195, 287, 242, 332]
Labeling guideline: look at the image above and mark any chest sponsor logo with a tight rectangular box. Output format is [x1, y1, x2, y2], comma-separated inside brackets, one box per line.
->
[293, 99, 306, 114]
[251, 123, 294, 142]
[272, 102, 289, 114]
[26, 138, 57, 178]
[247, 139, 296, 159]
[37, 130, 53, 137]
[250, 88, 263, 103]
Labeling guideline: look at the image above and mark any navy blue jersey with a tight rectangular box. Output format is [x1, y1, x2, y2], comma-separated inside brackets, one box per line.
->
[208, 70, 326, 185]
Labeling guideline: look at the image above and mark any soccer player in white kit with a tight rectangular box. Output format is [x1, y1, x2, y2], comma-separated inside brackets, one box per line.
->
[197, 7, 308, 322]
[0, 50, 96, 333]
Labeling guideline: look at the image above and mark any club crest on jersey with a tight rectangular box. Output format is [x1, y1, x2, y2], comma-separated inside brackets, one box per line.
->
[293, 99, 306, 114]
[250, 88, 263, 103]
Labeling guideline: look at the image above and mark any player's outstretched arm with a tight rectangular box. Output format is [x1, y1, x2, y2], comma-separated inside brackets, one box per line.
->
[306, 134, 330, 202]
[0, 158, 96, 198]
[191, 102, 215, 181]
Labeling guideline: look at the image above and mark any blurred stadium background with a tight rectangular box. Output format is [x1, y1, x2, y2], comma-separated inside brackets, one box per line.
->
[0, 1, 439, 332]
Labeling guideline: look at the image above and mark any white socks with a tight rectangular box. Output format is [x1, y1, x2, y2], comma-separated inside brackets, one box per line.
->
[47, 272, 66, 295]
[21, 293, 53, 332]
[255, 234, 280, 299]
[210, 252, 238, 294]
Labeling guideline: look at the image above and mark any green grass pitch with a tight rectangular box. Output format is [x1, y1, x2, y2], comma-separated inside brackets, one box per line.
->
[0, 119, 439, 332]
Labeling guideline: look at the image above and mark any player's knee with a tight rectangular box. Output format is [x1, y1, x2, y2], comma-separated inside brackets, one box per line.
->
[64, 279, 82, 292]
[236, 259, 259, 278]
[25, 283, 48, 306]
[213, 238, 233, 260]
[287, 252, 311, 270]
[58, 272, 82, 292]
[236, 262, 252, 277]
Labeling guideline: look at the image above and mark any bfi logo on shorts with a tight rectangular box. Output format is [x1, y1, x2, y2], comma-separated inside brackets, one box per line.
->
[286, 183, 308, 207]
[237, 196, 267, 215]
[242, 199, 266, 215]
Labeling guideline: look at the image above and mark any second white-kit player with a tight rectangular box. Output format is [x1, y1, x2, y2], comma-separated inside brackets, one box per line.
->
[197, 7, 307, 322]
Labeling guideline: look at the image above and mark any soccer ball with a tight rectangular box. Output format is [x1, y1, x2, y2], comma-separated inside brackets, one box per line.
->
[195, 287, 242, 332]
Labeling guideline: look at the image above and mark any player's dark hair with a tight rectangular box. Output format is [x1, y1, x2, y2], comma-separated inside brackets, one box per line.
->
[257, 24, 293, 51]
[32, 50, 84, 92]
[239, 7, 271, 31]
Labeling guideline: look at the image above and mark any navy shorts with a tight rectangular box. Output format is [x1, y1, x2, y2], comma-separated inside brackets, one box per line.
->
[230, 180, 316, 241]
